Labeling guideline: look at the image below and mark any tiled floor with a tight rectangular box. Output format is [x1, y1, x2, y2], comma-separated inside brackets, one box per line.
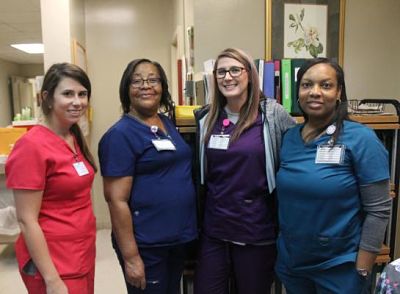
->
[0, 229, 126, 294]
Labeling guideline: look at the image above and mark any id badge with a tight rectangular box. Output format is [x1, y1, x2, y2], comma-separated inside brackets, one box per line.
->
[73, 161, 89, 176]
[315, 144, 345, 164]
[208, 134, 230, 150]
[152, 139, 176, 151]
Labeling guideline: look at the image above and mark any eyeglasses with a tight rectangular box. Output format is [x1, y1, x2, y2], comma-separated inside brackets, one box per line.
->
[130, 78, 161, 88]
[214, 66, 246, 79]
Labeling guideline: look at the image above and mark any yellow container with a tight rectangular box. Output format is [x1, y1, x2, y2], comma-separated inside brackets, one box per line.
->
[175, 105, 201, 119]
[0, 128, 27, 155]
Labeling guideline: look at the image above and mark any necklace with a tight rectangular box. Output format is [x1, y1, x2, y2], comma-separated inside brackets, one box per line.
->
[127, 112, 167, 135]
[302, 123, 336, 143]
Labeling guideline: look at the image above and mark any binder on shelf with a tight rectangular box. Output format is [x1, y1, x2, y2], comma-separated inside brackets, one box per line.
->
[177, 59, 183, 105]
[254, 59, 264, 91]
[195, 79, 206, 106]
[291, 59, 307, 115]
[281, 59, 292, 113]
[274, 60, 281, 104]
[262, 61, 275, 99]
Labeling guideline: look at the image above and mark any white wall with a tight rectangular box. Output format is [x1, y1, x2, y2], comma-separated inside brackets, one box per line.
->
[85, 0, 174, 228]
[194, 0, 265, 72]
[19, 64, 44, 77]
[40, 0, 71, 70]
[70, 0, 86, 46]
[343, 0, 400, 101]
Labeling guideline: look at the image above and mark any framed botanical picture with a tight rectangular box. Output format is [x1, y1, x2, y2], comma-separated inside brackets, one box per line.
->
[265, 0, 346, 65]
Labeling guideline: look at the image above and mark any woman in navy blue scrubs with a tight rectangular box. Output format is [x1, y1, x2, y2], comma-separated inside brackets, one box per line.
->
[98, 59, 197, 294]
[275, 58, 392, 293]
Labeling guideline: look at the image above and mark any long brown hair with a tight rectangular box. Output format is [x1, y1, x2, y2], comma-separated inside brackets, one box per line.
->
[204, 48, 261, 143]
[41, 63, 97, 172]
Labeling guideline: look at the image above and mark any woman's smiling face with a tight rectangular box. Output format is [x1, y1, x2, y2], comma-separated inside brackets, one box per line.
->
[298, 63, 341, 122]
[215, 57, 249, 103]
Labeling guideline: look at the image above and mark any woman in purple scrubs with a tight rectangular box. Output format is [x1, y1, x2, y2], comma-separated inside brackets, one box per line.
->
[193, 48, 295, 294]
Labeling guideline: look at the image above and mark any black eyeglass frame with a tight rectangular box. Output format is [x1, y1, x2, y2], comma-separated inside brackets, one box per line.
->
[214, 66, 247, 79]
[130, 77, 161, 88]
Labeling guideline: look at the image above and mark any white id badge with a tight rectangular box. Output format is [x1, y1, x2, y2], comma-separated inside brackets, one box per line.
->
[315, 144, 345, 164]
[152, 139, 176, 151]
[73, 161, 89, 176]
[208, 134, 230, 150]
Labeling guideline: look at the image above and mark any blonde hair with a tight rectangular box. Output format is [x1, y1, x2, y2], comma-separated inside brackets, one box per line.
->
[204, 48, 261, 143]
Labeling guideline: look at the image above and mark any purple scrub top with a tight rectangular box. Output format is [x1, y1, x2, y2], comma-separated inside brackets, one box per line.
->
[204, 112, 276, 244]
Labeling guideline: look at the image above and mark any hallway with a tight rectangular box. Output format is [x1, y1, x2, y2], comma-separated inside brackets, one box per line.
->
[0, 229, 126, 294]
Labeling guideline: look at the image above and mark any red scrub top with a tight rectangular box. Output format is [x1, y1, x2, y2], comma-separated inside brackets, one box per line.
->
[6, 125, 96, 279]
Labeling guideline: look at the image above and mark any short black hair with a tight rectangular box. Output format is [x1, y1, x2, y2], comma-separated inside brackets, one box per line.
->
[119, 59, 173, 115]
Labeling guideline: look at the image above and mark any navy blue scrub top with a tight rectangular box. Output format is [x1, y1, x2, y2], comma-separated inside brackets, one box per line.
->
[99, 114, 197, 247]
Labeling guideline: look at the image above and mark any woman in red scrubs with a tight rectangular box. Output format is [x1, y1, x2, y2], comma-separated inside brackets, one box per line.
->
[6, 63, 97, 294]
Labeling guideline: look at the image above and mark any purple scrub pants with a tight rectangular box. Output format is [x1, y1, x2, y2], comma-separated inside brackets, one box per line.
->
[194, 234, 276, 294]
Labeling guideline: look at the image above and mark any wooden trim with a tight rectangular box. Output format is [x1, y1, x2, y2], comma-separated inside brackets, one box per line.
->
[293, 115, 400, 130]
[338, 0, 346, 66]
[177, 126, 196, 133]
[265, 0, 272, 60]
[176, 115, 400, 129]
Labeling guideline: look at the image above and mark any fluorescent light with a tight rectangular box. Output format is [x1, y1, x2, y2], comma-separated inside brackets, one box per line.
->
[11, 43, 44, 54]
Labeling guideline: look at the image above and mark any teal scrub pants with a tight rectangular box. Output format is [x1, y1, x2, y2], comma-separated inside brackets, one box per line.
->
[276, 261, 370, 294]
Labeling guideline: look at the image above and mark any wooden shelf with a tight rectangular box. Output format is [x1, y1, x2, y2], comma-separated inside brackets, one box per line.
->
[294, 114, 399, 129]
[176, 114, 400, 129]
[376, 244, 391, 265]
[178, 126, 196, 133]
[176, 117, 195, 126]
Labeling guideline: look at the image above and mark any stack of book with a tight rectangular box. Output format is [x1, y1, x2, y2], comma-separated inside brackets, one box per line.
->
[255, 58, 309, 115]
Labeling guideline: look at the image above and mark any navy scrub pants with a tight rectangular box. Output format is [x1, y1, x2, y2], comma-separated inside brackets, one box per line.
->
[194, 234, 276, 294]
[114, 243, 186, 294]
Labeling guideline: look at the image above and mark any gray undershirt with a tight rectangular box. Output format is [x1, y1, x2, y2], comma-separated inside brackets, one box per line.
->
[359, 179, 392, 253]
[224, 106, 239, 124]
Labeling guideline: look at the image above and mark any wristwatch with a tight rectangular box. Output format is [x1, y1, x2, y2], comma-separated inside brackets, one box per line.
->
[357, 268, 370, 277]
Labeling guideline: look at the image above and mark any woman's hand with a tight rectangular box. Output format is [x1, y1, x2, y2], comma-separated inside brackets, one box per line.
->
[356, 248, 376, 273]
[125, 255, 146, 290]
[14, 190, 68, 294]
[45, 277, 68, 294]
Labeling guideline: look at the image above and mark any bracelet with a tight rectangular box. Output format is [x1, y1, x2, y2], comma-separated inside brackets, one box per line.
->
[357, 268, 370, 277]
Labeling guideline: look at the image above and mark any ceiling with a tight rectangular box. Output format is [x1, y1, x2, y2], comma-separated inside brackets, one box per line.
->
[0, 0, 43, 64]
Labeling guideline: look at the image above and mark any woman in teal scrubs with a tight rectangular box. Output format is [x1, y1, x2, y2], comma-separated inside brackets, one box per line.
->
[275, 58, 392, 293]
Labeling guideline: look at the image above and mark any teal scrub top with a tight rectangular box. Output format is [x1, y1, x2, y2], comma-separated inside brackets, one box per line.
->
[276, 121, 389, 271]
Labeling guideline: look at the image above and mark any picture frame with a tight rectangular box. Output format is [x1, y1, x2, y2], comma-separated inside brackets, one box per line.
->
[71, 39, 90, 136]
[265, 0, 346, 65]
[72, 39, 88, 72]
